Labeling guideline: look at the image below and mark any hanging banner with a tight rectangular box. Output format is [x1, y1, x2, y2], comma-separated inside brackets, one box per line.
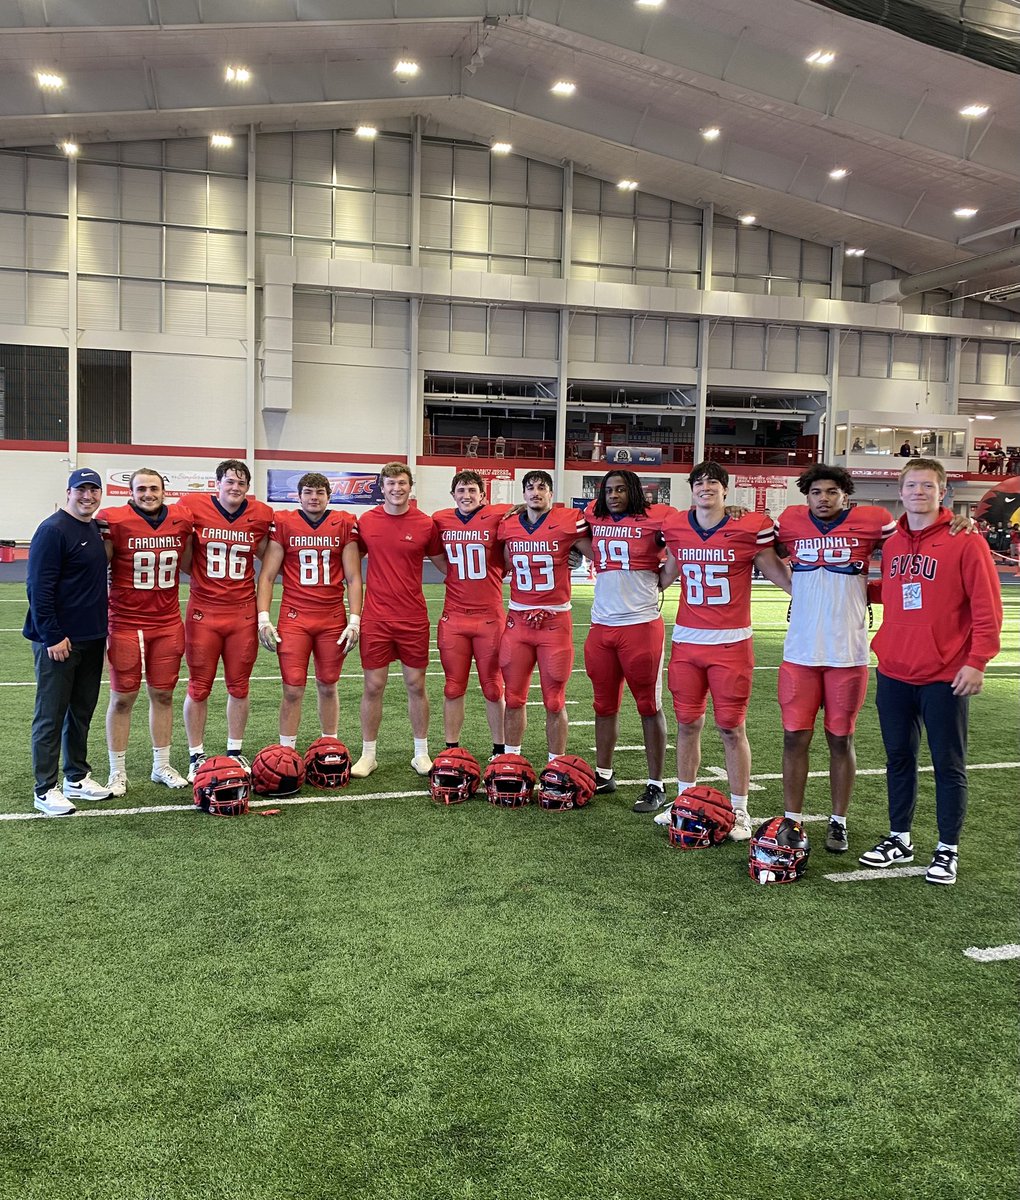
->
[604, 446, 663, 466]
[105, 469, 216, 499]
[266, 469, 383, 505]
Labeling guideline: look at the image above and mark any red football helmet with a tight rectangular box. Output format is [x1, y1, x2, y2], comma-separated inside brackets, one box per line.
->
[303, 737, 352, 789]
[537, 754, 596, 811]
[428, 748, 481, 805]
[668, 785, 736, 849]
[251, 744, 306, 797]
[193, 754, 251, 817]
[749, 816, 810, 884]
[482, 754, 537, 808]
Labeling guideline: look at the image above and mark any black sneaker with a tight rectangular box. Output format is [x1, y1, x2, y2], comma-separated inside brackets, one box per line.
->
[594, 773, 617, 795]
[632, 784, 667, 814]
[858, 834, 913, 868]
[825, 819, 849, 853]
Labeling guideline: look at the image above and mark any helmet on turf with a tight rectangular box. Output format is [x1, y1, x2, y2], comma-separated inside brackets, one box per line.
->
[303, 737, 352, 789]
[251, 744, 306, 797]
[193, 754, 251, 817]
[749, 816, 810, 884]
[428, 748, 481, 805]
[537, 754, 596, 811]
[482, 754, 536, 808]
[668, 785, 735, 849]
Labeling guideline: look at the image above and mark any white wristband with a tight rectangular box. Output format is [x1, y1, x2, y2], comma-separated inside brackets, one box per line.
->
[348, 614, 361, 628]
[258, 610, 272, 625]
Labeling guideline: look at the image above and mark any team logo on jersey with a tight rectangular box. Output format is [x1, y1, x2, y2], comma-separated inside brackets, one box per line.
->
[506, 615, 516, 629]
[287, 608, 298, 620]
[192, 610, 204, 621]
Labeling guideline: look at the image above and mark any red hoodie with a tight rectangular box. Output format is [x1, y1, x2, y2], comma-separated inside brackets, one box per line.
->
[871, 509, 1002, 685]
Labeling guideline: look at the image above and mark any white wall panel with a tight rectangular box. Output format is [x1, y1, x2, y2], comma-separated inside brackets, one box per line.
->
[27, 274, 67, 325]
[450, 304, 486, 354]
[334, 189, 373, 243]
[527, 162, 562, 208]
[633, 316, 666, 365]
[293, 131, 333, 184]
[373, 299, 409, 350]
[452, 202, 488, 253]
[419, 301, 450, 352]
[860, 333, 890, 377]
[571, 213, 600, 262]
[0, 155, 25, 207]
[78, 221, 118, 274]
[165, 228, 207, 281]
[0, 214, 25, 267]
[284, 360, 408, 455]
[979, 343, 1008, 385]
[164, 172, 207, 225]
[454, 146, 489, 201]
[338, 136, 375, 190]
[421, 143, 453, 195]
[333, 295, 373, 348]
[491, 206, 526, 255]
[601, 216, 633, 264]
[891, 336, 921, 379]
[163, 282, 207, 335]
[294, 184, 332, 238]
[798, 327, 828, 373]
[78, 163, 118, 218]
[0, 271, 26, 323]
[733, 324, 765, 370]
[839, 331, 861, 375]
[164, 140, 208, 171]
[208, 176, 245, 228]
[119, 278, 160, 332]
[491, 156, 527, 204]
[802, 241, 832, 281]
[527, 208, 560, 259]
[765, 325, 797, 372]
[569, 312, 596, 361]
[26, 157, 66, 213]
[669, 223, 701, 272]
[257, 133, 293, 178]
[923, 338, 948, 382]
[595, 315, 630, 362]
[666, 320, 699, 367]
[77, 277, 118, 329]
[374, 193, 409, 245]
[207, 288, 245, 338]
[489, 308, 524, 357]
[120, 167, 161, 221]
[133, 351, 245, 444]
[120, 224, 162, 278]
[708, 322, 733, 368]
[420, 198, 451, 248]
[256, 181, 292, 235]
[635, 219, 668, 268]
[374, 138, 410, 192]
[293, 292, 331, 345]
[26, 215, 67, 271]
[525, 310, 558, 359]
[770, 233, 801, 278]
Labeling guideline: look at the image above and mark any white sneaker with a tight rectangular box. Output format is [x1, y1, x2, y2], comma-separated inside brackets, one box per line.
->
[410, 754, 433, 776]
[351, 755, 378, 778]
[106, 769, 128, 798]
[728, 808, 753, 842]
[653, 807, 672, 827]
[62, 774, 113, 801]
[187, 754, 206, 784]
[34, 788, 76, 817]
[151, 764, 189, 789]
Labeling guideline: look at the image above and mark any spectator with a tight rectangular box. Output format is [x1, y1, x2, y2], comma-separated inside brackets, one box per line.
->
[899, 440, 912, 457]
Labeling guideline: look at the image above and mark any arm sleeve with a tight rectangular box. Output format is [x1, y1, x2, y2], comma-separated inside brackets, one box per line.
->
[27, 523, 67, 646]
[963, 539, 1003, 671]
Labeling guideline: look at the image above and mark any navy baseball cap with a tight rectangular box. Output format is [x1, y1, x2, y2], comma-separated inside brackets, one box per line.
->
[67, 468, 103, 490]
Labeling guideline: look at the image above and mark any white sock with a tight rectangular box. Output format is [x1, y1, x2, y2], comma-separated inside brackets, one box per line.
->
[188, 744, 204, 758]
[361, 740, 377, 760]
[785, 810, 802, 821]
[936, 841, 958, 853]
[891, 830, 912, 846]
[677, 780, 695, 795]
[647, 779, 663, 790]
[152, 746, 170, 770]
[227, 739, 243, 754]
[830, 814, 847, 828]
[280, 735, 298, 749]
[505, 744, 521, 755]
[596, 766, 614, 781]
[731, 794, 748, 811]
[413, 738, 429, 758]
[109, 750, 126, 773]
[548, 751, 558, 762]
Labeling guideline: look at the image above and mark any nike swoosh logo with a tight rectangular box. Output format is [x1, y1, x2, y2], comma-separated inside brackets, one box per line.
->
[80, 541, 89, 546]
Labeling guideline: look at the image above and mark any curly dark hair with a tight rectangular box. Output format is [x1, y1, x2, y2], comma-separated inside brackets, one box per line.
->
[796, 464, 855, 496]
[592, 469, 649, 518]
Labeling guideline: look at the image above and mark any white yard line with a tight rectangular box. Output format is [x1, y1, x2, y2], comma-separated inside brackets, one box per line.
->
[823, 866, 931, 882]
[963, 945, 1020, 963]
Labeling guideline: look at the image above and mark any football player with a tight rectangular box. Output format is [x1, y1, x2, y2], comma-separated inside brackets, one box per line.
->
[657, 461, 791, 840]
[255, 472, 363, 750]
[774, 465, 895, 852]
[581, 470, 672, 813]
[178, 460, 272, 779]
[351, 462, 445, 777]
[97, 468, 194, 795]
[432, 470, 510, 757]
[496, 471, 588, 760]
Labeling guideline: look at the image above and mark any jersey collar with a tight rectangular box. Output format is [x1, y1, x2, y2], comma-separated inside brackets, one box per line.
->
[687, 509, 729, 541]
[809, 509, 850, 535]
[129, 502, 169, 529]
[212, 496, 248, 523]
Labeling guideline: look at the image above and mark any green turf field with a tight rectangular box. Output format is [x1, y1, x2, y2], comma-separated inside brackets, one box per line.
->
[0, 581, 1016, 1200]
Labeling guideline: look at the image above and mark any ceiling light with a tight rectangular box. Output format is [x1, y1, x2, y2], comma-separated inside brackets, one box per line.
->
[225, 66, 250, 83]
[210, 133, 233, 148]
[36, 71, 65, 89]
[959, 103, 989, 118]
[60, 141, 79, 156]
[355, 125, 378, 139]
[617, 179, 639, 191]
[490, 141, 513, 155]
[701, 126, 721, 141]
[954, 207, 978, 218]
[845, 247, 866, 257]
[974, 414, 996, 420]
[805, 50, 836, 66]
[828, 167, 850, 180]
[394, 59, 420, 79]
[635, 0, 665, 7]
[551, 80, 576, 96]
[738, 214, 756, 225]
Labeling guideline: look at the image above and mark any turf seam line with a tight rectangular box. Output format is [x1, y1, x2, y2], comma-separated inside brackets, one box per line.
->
[823, 866, 930, 882]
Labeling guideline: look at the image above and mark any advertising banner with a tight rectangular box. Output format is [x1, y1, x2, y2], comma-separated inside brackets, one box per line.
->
[267, 469, 383, 505]
[105, 469, 216, 499]
[604, 446, 663, 466]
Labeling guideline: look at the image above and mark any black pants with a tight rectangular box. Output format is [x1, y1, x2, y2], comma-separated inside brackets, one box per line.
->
[31, 638, 106, 794]
[875, 670, 969, 845]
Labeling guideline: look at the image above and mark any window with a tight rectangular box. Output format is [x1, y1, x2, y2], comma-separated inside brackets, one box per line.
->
[0, 343, 131, 442]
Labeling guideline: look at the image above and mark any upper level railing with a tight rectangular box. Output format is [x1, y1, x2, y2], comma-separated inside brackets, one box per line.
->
[422, 435, 819, 467]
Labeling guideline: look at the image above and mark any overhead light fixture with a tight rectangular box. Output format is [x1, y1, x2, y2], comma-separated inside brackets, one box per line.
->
[954, 206, 978, 218]
[394, 58, 420, 79]
[225, 65, 250, 83]
[355, 125, 378, 139]
[551, 80, 576, 96]
[59, 141, 79, 156]
[805, 50, 836, 66]
[36, 71, 65, 89]
[210, 133, 234, 148]
[617, 179, 639, 191]
[828, 167, 850, 180]
[959, 103, 989, 118]
[490, 141, 513, 155]
[738, 213, 757, 225]
[635, 0, 665, 7]
[985, 286, 1020, 303]
[974, 413, 996, 420]
[701, 126, 721, 141]
[845, 247, 866, 257]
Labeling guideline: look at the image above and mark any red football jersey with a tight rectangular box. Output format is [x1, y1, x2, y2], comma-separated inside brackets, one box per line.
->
[178, 493, 273, 608]
[98, 502, 193, 628]
[272, 507, 359, 613]
[776, 505, 894, 572]
[356, 505, 442, 621]
[661, 510, 774, 636]
[497, 507, 588, 610]
[433, 504, 511, 617]
[583, 501, 671, 573]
